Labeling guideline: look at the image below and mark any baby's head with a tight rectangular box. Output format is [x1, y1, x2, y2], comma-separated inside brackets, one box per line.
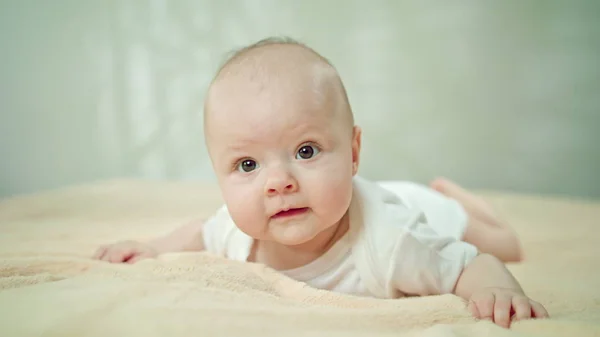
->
[203, 37, 361, 247]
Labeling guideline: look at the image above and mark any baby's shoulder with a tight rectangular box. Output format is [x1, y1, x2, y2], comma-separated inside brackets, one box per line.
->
[201, 205, 239, 243]
[350, 176, 428, 238]
[354, 174, 436, 198]
[351, 176, 435, 216]
[202, 204, 254, 259]
[350, 175, 465, 245]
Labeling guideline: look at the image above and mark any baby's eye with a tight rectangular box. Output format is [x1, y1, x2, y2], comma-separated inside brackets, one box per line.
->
[237, 159, 259, 172]
[296, 145, 320, 160]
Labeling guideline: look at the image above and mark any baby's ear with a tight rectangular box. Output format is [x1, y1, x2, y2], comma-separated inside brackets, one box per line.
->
[351, 125, 362, 175]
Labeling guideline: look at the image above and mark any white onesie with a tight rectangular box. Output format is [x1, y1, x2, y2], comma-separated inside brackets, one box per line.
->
[202, 176, 478, 298]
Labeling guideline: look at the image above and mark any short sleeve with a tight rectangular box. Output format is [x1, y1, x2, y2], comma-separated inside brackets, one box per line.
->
[386, 214, 479, 296]
[201, 205, 232, 256]
[201, 205, 254, 261]
[377, 181, 469, 240]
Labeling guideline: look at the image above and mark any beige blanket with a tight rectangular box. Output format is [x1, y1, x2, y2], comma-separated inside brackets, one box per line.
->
[0, 180, 599, 337]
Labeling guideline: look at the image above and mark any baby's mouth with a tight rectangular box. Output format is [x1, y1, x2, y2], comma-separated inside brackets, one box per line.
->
[272, 207, 309, 219]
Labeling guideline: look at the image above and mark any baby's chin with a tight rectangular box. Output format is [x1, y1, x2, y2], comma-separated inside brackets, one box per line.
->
[268, 221, 323, 246]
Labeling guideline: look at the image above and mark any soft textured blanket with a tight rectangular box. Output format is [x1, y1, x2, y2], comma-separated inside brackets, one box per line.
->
[0, 180, 598, 337]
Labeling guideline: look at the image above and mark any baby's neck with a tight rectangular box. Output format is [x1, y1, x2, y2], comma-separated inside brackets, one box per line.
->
[249, 213, 349, 271]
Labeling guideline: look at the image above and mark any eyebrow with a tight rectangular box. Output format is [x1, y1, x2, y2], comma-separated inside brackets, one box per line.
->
[216, 119, 333, 154]
[223, 137, 263, 152]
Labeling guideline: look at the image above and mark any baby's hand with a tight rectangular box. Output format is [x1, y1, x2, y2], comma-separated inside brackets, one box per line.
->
[93, 240, 159, 264]
[468, 287, 549, 328]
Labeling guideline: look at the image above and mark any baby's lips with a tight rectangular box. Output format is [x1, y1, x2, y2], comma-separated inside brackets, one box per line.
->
[271, 207, 309, 219]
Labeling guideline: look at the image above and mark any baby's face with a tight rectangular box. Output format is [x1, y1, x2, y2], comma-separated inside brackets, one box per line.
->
[205, 74, 360, 247]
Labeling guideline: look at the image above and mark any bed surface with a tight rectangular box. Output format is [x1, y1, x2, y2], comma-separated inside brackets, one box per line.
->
[1, 180, 599, 336]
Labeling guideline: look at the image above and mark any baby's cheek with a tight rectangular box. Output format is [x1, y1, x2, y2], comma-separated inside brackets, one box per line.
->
[311, 172, 353, 220]
[222, 185, 264, 236]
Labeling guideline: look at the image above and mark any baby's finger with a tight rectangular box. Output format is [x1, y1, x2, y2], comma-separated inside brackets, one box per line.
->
[512, 296, 532, 321]
[531, 301, 549, 318]
[107, 248, 135, 263]
[92, 245, 108, 260]
[493, 294, 512, 329]
[126, 253, 150, 264]
[474, 292, 495, 321]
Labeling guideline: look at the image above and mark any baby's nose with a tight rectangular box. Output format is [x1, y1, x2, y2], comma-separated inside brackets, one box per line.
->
[265, 171, 298, 196]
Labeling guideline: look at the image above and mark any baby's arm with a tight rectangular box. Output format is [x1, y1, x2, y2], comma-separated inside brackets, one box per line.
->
[383, 213, 548, 328]
[147, 218, 206, 253]
[93, 218, 205, 263]
[453, 254, 548, 328]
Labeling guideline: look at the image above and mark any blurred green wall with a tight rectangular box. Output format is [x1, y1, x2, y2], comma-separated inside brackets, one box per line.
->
[1, 1, 599, 199]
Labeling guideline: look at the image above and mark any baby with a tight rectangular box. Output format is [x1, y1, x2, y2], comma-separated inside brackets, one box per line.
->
[94, 37, 548, 328]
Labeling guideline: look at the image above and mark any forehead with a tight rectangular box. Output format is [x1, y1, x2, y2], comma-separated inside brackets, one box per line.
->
[206, 76, 336, 141]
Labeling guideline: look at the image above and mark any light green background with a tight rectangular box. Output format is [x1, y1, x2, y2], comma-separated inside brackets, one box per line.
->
[1, 1, 599, 199]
